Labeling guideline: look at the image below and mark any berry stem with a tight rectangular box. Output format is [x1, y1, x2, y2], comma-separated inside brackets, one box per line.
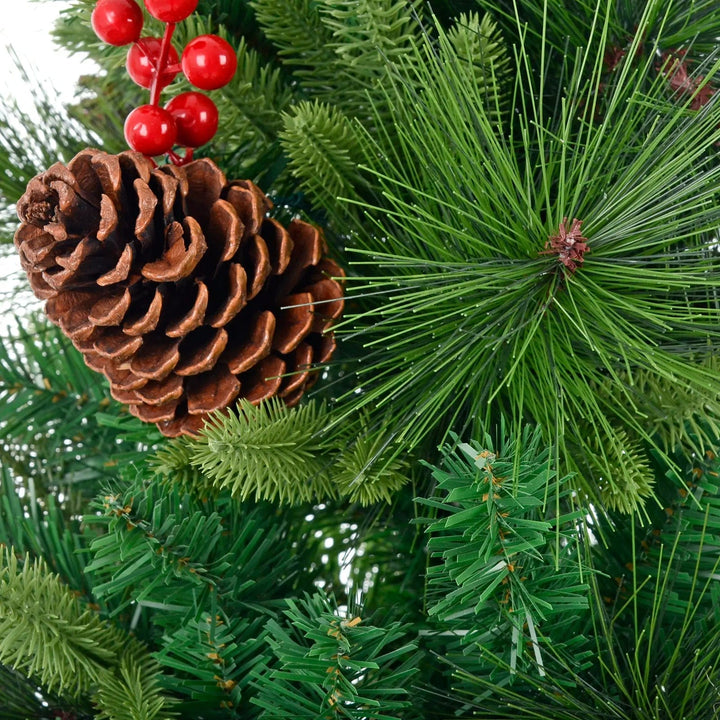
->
[168, 148, 194, 165]
[149, 21, 176, 106]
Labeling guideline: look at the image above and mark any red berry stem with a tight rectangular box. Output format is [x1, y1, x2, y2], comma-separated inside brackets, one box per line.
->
[149, 21, 176, 106]
[168, 147, 194, 165]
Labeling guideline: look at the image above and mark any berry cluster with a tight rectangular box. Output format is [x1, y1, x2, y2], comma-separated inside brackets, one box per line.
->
[91, 0, 237, 161]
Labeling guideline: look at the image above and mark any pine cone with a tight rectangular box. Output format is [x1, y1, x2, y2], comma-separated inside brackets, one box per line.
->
[14, 149, 344, 436]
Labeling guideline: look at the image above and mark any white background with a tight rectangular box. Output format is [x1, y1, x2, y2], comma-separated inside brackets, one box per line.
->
[0, 0, 93, 106]
[0, 0, 96, 326]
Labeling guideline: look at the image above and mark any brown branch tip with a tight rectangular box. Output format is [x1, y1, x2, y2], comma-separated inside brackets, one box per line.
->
[540, 217, 589, 274]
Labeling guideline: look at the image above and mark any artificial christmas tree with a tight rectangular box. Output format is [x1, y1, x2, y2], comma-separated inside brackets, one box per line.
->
[2, 0, 720, 718]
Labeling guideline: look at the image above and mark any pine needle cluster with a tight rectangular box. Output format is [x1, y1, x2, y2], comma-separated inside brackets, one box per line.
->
[317, 1, 720, 513]
[419, 426, 590, 679]
[252, 593, 419, 719]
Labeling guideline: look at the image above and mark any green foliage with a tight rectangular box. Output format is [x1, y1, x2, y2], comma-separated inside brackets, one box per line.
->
[447, 11, 511, 125]
[578, 426, 656, 515]
[440, 446, 720, 719]
[6, 0, 720, 717]
[0, 465, 94, 599]
[181, 398, 335, 504]
[84, 472, 315, 620]
[331, 425, 411, 505]
[154, 612, 268, 717]
[248, 0, 337, 82]
[419, 425, 591, 686]
[94, 643, 175, 720]
[251, 592, 419, 719]
[152, 399, 411, 507]
[599, 359, 720, 459]
[326, 2, 720, 512]
[0, 317, 155, 512]
[0, 548, 173, 718]
[279, 101, 367, 212]
[479, 0, 720, 59]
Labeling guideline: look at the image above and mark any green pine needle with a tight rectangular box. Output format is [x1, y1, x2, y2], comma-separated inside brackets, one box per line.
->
[331, 427, 411, 505]
[577, 426, 655, 515]
[0, 548, 173, 718]
[279, 100, 367, 212]
[94, 645, 175, 720]
[0, 549, 119, 696]
[447, 11, 511, 125]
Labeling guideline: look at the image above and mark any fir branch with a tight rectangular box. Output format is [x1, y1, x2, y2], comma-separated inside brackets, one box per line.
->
[419, 425, 590, 680]
[279, 100, 368, 213]
[156, 399, 413, 506]
[0, 548, 119, 696]
[184, 398, 335, 505]
[0, 317, 147, 511]
[574, 425, 655, 515]
[154, 611, 269, 717]
[249, 0, 337, 78]
[0, 548, 173, 719]
[84, 472, 322, 621]
[0, 466, 94, 600]
[446, 11, 511, 126]
[251, 592, 419, 719]
[93, 643, 175, 720]
[440, 450, 720, 718]
[315, 0, 427, 124]
[149, 435, 206, 499]
[600, 358, 720, 458]
[331, 426, 411, 505]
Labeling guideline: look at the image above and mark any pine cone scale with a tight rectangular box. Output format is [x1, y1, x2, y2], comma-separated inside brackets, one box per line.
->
[223, 311, 275, 374]
[205, 200, 243, 264]
[166, 281, 208, 337]
[141, 219, 206, 282]
[91, 329, 143, 360]
[273, 293, 314, 354]
[186, 367, 242, 414]
[240, 356, 285, 404]
[205, 264, 247, 327]
[97, 244, 134, 285]
[89, 288, 131, 326]
[175, 327, 229, 376]
[135, 374, 184, 405]
[123, 287, 163, 335]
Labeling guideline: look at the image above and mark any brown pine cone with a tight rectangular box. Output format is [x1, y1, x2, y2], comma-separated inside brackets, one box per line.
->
[14, 148, 344, 437]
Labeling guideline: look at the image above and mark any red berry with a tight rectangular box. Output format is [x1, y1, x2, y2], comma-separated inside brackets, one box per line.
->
[144, 0, 198, 22]
[181, 35, 237, 90]
[126, 38, 180, 89]
[165, 92, 219, 147]
[124, 105, 177, 156]
[91, 0, 143, 46]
